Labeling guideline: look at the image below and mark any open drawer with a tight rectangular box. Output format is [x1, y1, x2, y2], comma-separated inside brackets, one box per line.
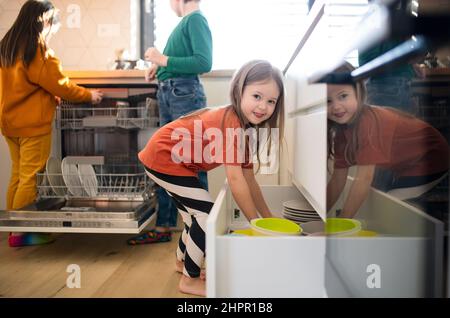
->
[326, 178, 445, 297]
[206, 184, 326, 298]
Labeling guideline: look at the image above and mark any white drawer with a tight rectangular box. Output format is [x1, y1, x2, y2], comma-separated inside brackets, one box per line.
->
[326, 178, 445, 297]
[206, 184, 326, 298]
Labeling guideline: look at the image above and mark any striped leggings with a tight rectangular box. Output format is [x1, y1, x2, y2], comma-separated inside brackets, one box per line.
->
[145, 168, 213, 278]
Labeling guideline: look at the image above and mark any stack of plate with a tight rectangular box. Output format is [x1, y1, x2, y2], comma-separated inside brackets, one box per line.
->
[282, 199, 321, 224]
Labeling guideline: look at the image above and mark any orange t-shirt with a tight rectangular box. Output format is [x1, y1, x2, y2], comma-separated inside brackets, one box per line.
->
[334, 106, 449, 177]
[139, 106, 254, 176]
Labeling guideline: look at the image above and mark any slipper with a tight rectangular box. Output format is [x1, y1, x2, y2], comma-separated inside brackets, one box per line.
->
[127, 230, 172, 245]
[8, 233, 55, 248]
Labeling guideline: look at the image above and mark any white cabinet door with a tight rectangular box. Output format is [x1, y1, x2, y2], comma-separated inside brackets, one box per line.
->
[292, 108, 327, 219]
[206, 184, 326, 298]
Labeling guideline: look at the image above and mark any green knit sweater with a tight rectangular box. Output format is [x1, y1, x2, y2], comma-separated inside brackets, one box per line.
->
[157, 11, 213, 81]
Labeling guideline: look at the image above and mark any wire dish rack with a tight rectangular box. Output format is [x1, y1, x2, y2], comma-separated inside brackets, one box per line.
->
[37, 164, 153, 200]
[56, 100, 159, 130]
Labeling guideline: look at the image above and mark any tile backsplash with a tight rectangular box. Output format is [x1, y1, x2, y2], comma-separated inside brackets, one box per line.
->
[0, 0, 134, 70]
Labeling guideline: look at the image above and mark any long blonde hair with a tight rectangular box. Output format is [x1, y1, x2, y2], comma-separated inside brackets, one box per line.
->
[226, 60, 285, 172]
[327, 62, 374, 166]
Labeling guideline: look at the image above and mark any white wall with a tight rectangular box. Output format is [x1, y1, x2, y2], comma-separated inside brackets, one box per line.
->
[0, 138, 11, 210]
[0, 0, 133, 70]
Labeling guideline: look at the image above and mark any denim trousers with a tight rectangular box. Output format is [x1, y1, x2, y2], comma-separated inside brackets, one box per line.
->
[155, 77, 209, 228]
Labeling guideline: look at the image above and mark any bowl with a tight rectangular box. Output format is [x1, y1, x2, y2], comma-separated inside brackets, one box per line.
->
[301, 220, 325, 235]
[325, 218, 361, 236]
[350, 230, 378, 237]
[232, 228, 254, 236]
[250, 218, 302, 236]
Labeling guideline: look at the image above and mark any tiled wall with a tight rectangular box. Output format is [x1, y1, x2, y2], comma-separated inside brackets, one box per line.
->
[0, 0, 133, 70]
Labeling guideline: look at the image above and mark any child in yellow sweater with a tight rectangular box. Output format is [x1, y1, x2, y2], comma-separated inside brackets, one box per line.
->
[0, 0, 103, 247]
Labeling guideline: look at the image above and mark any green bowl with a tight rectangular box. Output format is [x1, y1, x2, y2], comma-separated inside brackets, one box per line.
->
[251, 218, 302, 236]
[325, 218, 361, 236]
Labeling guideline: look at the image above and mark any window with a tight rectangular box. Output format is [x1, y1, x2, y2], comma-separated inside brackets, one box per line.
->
[150, 0, 369, 70]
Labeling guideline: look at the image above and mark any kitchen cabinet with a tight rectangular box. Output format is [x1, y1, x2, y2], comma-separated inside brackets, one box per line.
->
[206, 184, 326, 298]
[206, 0, 448, 298]
[327, 177, 444, 297]
[207, 179, 444, 298]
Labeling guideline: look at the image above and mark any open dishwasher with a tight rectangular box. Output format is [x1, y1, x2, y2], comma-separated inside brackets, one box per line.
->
[0, 74, 160, 234]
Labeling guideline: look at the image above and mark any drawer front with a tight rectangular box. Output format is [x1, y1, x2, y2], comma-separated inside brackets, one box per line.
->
[207, 184, 326, 298]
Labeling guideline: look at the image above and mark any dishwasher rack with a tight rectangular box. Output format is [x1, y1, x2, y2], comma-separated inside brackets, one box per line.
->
[56, 98, 159, 130]
[37, 164, 153, 200]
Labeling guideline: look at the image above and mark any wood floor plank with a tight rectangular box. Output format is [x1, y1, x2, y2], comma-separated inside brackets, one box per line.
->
[92, 233, 198, 298]
[0, 232, 201, 298]
[0, 233, 128, 297]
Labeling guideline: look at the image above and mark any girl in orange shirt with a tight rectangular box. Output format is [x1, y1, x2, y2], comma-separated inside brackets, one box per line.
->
[327, 62, 449, 219]
[0, 1, 103, 247]
[136, 60, 285, 296]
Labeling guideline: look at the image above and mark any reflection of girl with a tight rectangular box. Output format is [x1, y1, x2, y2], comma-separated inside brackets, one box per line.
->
[327, 62, 449, 219]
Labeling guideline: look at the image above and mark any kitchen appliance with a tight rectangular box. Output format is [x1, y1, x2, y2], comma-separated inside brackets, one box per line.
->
[0, 75, 160, 234]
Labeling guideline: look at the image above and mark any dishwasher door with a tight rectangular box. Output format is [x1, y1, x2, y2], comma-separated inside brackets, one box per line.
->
[0, 196, 157, 234]
[0, 83, 159, 234]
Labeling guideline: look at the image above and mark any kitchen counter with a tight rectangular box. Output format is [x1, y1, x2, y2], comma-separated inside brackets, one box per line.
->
[424, 67, 450, 77]
[65, 70, 235, 85]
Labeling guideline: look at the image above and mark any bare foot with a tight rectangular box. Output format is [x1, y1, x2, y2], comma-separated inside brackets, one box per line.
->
[176, 260, 206, 280]
[179, 275, 206, 297]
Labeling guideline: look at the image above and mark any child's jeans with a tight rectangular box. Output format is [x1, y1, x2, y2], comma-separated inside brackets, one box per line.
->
[4, 133, 52, 210]
[145, 167, 213, 278]
[155, 77, 209, 228]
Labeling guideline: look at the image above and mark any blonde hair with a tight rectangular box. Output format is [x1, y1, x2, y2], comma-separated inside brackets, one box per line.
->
[327, 62, 369, 165]
[227, 60, 285, 172]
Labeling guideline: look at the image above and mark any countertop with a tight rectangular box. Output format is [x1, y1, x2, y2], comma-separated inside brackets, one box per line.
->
[65, 69, 235, 85]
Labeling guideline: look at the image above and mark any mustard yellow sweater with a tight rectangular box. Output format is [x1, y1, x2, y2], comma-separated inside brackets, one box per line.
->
[0, 46, 92, 137]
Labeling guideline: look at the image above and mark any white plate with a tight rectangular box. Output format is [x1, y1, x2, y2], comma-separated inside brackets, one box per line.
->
[282, 213, 321, 222]
[46, 157, 67, 196]
[78, 164, 98, 197]
[283, 199, 315, 212]
[61, 158, 84, 197]
[283, 208, 320, 217]
[283, 208, 318, 216]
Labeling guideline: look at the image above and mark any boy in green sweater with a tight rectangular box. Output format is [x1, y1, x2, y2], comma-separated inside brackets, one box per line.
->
[129, 0, 212, 284]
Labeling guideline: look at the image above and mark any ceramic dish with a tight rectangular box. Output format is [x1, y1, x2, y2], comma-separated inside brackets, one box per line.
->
[61, 158, 84, 197]
[78, 164, 98, 197]
[46, 157, 67, 196]
[282, 199, 315, 212]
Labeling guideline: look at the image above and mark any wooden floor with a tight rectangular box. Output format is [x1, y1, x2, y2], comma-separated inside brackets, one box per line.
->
[0, 232, 200, 298]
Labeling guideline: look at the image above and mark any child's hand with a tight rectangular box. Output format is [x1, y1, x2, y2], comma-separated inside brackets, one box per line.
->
[90, 89, 103, 105]
[144, 47, 168, 67]
[145, 65, 158, 82]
